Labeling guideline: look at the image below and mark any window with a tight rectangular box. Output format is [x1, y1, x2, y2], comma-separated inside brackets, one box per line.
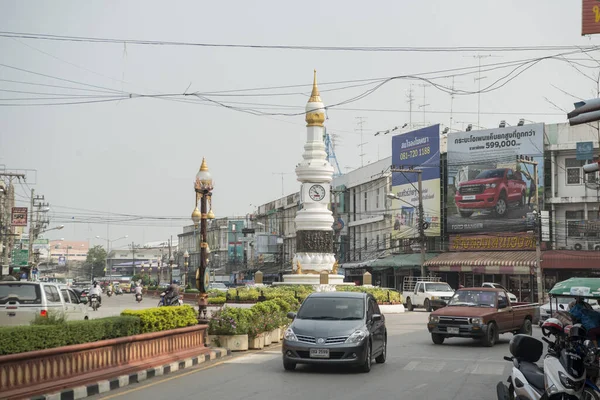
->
[68, 290, 80, 304]
[566, 158, 584, 185]
[364, 237, 367, 251]
[498, 292, 508, 308]
[367, 299, 375, 320]
[372, 299, 381, 315]
[364, 192, 368, 211]
[44, 285, 61, 303]
[0, 284, 41, 305]
[61, 289, 71, 303]
[506, 169, 513, 180]
[376, 188, 380, 209]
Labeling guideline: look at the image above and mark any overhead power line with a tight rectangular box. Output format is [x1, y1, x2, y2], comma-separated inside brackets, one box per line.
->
[0, 31, 598, 53]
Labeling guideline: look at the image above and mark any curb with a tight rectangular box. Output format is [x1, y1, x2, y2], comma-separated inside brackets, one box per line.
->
[31, 348, 231, 400]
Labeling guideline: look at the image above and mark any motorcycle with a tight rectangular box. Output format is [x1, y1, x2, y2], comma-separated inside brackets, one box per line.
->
[115, 288, 123, 296]
[497, 319, 599, 400]
[158, 292, 183, 307]
[135, 293, 143, 303]
[106, 289, 113, 297]
[89, 294, 100, 311]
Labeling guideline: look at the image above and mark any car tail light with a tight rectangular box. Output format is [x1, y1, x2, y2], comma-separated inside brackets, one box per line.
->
[40, 310, 48, 317]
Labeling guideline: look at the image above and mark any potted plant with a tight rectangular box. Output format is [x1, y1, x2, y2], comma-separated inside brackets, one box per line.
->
[207, 307, 249, 351]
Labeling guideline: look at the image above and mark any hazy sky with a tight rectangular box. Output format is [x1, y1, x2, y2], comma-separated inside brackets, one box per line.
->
[1, 0, 598, 249]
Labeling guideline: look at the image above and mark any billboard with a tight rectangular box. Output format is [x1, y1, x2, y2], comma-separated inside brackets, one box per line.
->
[390, 125, 441, 239]
[11, 207, 27, 226]
[582, 0, 600, 35]
[447, 123, 544, 234]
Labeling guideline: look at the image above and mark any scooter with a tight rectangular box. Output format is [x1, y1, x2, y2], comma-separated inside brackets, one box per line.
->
[106, 289, 113, 297]
[135, 293, 143, 303]
[115, 288, 123, 296]
[158, 292, 183, 307]
[89, 294, 100, 311]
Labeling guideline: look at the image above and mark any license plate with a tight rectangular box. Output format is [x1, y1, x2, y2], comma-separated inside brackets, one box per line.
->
[447, 327, 460, 334]
[309, 349, 330, 358]
[462, 195, 476, 200]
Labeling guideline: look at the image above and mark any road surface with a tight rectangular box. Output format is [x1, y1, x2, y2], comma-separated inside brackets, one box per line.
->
[90, 311, 533, 400]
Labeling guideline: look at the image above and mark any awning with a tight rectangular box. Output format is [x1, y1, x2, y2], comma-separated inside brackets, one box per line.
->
[542, 250, 600, 270]
[340, 259, 376, 269]
[370, 253, 437, 271]
[424, 251, 537, 275]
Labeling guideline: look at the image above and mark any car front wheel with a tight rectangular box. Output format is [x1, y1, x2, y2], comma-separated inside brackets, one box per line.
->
[375, 338, 386, 364]
[283, 360, 296, 371]
[360, 342, 372, 373]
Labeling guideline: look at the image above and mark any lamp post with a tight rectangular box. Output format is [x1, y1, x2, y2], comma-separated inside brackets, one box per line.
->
[192, 157, 215, 319]
[95, 235, 128, 280]
[169, 254, 174, 284]
[183, 250, 189, 289]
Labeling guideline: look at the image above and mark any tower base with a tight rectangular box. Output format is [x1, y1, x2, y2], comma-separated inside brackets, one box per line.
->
[275, 274, 350, 286]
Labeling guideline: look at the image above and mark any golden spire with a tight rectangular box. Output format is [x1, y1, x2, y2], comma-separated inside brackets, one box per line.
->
[308, 69, 322, 103]
[200, 157, 209, 171]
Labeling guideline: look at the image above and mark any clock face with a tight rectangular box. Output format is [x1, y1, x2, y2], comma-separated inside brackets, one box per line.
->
[308, 184, 326, 201]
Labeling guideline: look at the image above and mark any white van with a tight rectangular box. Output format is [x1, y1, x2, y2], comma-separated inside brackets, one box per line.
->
[0, 281, 88, 326]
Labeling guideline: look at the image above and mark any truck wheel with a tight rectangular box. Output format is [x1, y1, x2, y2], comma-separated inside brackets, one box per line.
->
[459, 211, 473, 218]
[431, 333, 445, 345]
[424, 298, 432, 312]
[405, 298, 413, 311]
[493, 194, 508, 218]
[482, 322, 498, 347]
[518, 319, 532, 336]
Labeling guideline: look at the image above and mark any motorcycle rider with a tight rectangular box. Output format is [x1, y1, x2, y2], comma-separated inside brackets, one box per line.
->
[107, 283, 114, 294]
[89, 281, 102, 306]
[134, 282, 143, 299]
[164, 283, 180, 305]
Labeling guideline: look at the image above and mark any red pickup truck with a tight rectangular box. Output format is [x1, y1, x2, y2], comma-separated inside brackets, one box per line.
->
[427, 288, 537, 347]
[454, 168, 527, 218]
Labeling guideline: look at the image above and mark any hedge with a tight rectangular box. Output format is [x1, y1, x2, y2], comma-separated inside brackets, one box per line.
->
[121, 305, 198, 333]
[336, 286, 403, 303]
[0, 316, 141, 356]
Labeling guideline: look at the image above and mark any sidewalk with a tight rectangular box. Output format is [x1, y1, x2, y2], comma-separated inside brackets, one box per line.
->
[31, 348, 230, 400]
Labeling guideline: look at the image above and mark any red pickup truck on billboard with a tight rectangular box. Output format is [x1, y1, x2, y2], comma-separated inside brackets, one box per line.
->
[454, 168, 527, 218]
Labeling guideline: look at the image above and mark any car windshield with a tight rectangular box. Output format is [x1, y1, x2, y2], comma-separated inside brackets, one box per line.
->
[448, 290, 497, 307]
[296, 297, 365, 320]
[475, 169, 505, 179]
[425, 283, 453, 292]
[0, 284, 42, 305]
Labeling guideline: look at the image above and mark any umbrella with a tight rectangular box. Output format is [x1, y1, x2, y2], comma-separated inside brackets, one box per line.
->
[549, 277, 600, 298]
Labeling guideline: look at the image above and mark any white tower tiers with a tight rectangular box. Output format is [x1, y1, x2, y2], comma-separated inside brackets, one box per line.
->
[283, 71, 344, 285]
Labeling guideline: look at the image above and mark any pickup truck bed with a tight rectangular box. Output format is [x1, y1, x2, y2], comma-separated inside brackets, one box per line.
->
[426, 287, 538, 347]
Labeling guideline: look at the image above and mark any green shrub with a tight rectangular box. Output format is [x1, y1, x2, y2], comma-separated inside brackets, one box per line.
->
[336, 286, 403, 304]
[121, 305, 197, 333]
[207, 289, 226, 298]
[31, 309, 67, 325]
[208, 307, 251, 335]
[0, 316, 141, 356]
[208, 297, 226, 305]
[185, 288, 200, 293]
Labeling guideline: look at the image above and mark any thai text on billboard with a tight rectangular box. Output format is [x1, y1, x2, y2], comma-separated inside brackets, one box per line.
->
[446, 123, 544, 235]
[391, 125, 441, 239]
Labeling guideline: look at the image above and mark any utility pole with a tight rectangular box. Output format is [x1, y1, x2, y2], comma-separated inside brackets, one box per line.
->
[131, 241, 136, 277]
[27, 188, 34, 272]
[518, 155, 543, 304]
[272, 172, 292, 197]
[356, 116, 368, 167]
[390, 168, 425, 276]
[406, 85, 414, 129]
[418, 84, 430, 126]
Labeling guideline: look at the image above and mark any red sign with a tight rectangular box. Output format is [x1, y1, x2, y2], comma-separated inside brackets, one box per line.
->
[11, 207, 28, 227]
[582, 0, 600, 35]
[450, 234, 536, 251]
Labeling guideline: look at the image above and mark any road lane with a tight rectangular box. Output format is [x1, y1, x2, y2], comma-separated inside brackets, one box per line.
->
[91, 311, 536, 400]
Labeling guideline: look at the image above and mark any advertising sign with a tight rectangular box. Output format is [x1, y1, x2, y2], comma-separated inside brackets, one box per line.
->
[447, 123, 544, 234]
[449, 234, 536, 252]
[390, 125, 441, 239]
[11, 207, 27, 226]
[576, 141, 594, 160]
[582, 0, 600, 35]
[58, 256, 66, 267]
[11, 249, 29, 266]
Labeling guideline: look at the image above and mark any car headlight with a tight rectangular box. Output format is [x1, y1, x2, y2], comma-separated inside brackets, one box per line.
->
[485, 183, 497, 189]
[283, 328, 298, 342]
[470, 317, 483, 325]
[431, 296, 439, 300]
[345, 329, 368, 344]
[429, 315, 439, 323]
[558, 371, 584, 391]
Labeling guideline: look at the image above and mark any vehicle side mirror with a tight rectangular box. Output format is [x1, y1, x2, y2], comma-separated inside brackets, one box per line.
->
[498, 301, 507, 309]
[287, 312, 296, 320]
[372, 314, 382, 322]
[559, 304, 565, 310]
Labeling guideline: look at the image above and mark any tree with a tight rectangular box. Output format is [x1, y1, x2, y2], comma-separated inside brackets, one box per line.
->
[85, 245, 107, 279]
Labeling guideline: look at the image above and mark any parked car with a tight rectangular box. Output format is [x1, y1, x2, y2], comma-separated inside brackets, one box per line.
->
[401, 277, 455, 312]
[208, 282, 228, 292]
[282, 292, 387, 373]
[427, 287, 537, 347]
[56, 284, 89, 321]
[454, 168, 527, 218]
[481, 282, 518, 303]
[0, 281, 87, 326]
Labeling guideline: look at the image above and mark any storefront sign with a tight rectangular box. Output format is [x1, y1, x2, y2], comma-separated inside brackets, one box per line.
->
[11, 207, 28, 226]
[582, 0, 600, 35]
[450, 234, 536, 251]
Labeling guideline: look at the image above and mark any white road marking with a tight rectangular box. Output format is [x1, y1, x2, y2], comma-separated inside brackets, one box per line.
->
[402, 361, 446, 372]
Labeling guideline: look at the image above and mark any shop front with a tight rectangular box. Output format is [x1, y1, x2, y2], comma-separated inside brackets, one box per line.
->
[340, 260, 376, 285]
[541, 250, 600, 292]
[369, 253, 438, 290]
[424, 251, 538, 301]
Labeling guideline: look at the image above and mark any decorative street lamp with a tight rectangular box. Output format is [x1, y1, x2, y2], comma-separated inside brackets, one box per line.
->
[192, 157, 214, 320]
[183, 250, 189, 289]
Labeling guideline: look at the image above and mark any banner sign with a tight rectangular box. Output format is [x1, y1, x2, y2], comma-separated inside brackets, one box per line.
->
[11, 249, 29, 266]
[446, 123, 544, 235]
[449, 234, 536, 251]
[11, 207, 27, 226]
[391, 125, 441, 239]
[576, 141, 594, 160]
[582, 0, 600, 35]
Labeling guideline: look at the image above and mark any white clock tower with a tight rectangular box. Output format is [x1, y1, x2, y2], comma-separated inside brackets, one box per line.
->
[284, 71, 343, 285]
